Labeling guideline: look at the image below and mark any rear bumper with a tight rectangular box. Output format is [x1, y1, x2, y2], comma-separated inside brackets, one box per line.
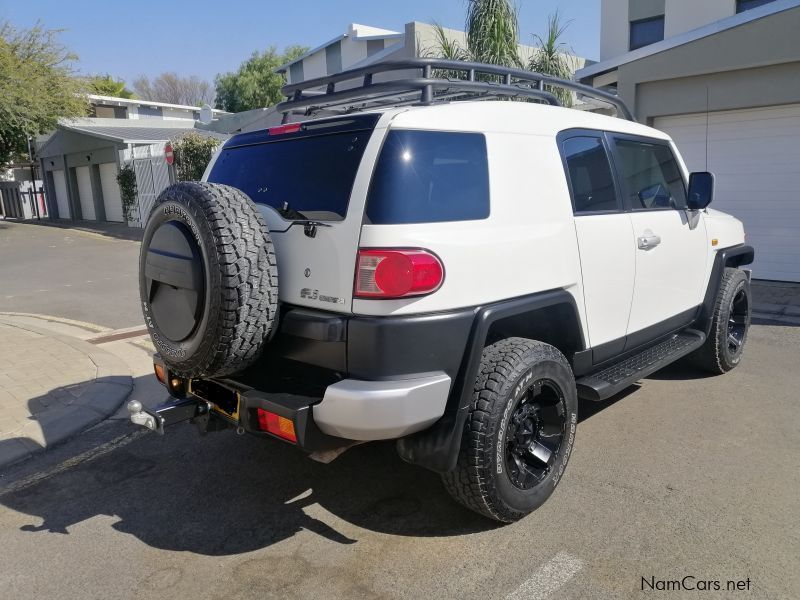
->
[313, 372, 451, 440]
[144, 355, 452, 449]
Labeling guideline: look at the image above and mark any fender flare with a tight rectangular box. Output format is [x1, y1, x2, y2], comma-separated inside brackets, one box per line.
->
[397, 289, 584, 473]
[697, 244, 755, 336]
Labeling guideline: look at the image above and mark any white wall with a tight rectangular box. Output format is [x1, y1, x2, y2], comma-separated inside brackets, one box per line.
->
[665, 0, 735, 37]
[303, 50, 328, 80]
[601, 0, 630, 60]
[162, 107, 196, 121]
[341, 36, 368, 69]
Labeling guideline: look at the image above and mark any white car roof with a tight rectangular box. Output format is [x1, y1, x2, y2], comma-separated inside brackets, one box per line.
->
[379, 101, 669, 141]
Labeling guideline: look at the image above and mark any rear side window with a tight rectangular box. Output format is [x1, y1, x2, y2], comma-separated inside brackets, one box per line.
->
[613, 139, 687, 210]
[208, 131, 370, 221]
[366, 130, 490, 224]
[562, 136, 619, 213]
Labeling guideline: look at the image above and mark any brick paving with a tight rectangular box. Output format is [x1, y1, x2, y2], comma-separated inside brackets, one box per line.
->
[0, 319, 132, 468]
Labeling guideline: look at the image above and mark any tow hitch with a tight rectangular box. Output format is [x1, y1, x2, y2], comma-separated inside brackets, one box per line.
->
[127, 397, 209, 435]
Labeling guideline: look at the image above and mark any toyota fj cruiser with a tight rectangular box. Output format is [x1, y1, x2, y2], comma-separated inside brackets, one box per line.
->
[130, 59, 754, 522]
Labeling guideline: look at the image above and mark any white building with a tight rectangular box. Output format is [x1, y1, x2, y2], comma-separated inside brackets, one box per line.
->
[276, 22, 588, 85]
[577, 0, 800, 282]
[35, 98, 229, 226]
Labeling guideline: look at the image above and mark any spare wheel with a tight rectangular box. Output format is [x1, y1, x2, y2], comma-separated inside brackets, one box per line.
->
[139, 182, 278, 378]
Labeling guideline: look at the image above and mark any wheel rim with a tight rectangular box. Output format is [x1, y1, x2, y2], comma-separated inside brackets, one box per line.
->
[727, 288, 749, 355]
[505, 378, 567, 490]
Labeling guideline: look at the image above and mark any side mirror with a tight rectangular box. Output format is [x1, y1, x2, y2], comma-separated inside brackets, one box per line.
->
[687, 171, 714, 210]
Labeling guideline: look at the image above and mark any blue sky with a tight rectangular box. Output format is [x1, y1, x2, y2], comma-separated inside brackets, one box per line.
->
[1, 0, 599, 84]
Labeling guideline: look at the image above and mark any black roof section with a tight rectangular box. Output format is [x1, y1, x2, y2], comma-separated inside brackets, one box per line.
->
[277, 58, 634, 122]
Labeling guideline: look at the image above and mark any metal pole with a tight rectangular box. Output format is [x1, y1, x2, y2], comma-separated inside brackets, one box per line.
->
[27, 135, 40, 219]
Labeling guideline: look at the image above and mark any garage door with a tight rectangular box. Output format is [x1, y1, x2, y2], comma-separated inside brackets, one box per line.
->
[655, 104, 800, 282]
[75, 166, 97, 221]
[52, 170, 70, 219]
[99, 163, 124, 222]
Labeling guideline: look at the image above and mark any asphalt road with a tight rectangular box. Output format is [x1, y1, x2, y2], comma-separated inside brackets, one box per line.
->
[0, 323, 797, 599]
[0, 221, 141, 328]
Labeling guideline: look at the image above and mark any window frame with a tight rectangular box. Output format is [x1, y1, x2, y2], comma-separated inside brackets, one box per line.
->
[736, 0, 776, 13]
[606, 133, 688, 213]
[557, 128, 625, 216]
[629, 15, 665, 51]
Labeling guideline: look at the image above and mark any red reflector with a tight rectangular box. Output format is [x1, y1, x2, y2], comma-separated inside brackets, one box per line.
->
[268, 122, 302, 135]
[256, 408, 297, 443]
[355, 249, 444, 299]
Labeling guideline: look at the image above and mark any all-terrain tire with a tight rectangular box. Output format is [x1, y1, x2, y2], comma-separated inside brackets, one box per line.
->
[139, 182, 278, 378]
[442, 338, 578, 522]
[687, 267, 751, 374]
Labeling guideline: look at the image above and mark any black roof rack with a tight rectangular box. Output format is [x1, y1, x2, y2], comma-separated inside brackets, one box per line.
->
[277, 58, 634, 121]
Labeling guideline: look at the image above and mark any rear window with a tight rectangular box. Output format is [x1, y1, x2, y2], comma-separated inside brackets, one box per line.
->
[366, 130, 490, 224]
[208, 131, 371, 221]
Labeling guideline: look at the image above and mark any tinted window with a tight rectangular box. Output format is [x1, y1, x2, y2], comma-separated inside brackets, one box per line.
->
[208, 131, 370, 221]
[629, 16, 664, 50]
[737, 0, 776, 12]
[562, 136, 619, 213]
[614, 139, 687, 210]
[366, 130, 489, 224]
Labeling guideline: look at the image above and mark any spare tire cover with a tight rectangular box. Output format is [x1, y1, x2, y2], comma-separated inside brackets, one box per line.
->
[139, 182, 278, 378]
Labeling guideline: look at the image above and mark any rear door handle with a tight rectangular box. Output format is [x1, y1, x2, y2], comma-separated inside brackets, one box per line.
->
[637, 231, 661, 250]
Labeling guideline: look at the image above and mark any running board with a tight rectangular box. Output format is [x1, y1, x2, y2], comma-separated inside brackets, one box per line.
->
[576, 329, 706, 401]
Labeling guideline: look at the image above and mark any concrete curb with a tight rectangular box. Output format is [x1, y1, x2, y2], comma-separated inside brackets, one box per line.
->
[0, 318, 133, 470]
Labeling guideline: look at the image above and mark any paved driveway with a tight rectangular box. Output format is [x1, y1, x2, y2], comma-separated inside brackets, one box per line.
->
[0, 221, 141, 329]
[0, 323, 796, 599]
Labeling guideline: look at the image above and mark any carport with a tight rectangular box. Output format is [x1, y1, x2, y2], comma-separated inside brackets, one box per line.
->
[37, 119, 226, 226]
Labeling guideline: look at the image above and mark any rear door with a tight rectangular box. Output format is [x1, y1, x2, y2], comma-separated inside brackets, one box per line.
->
[207, 115, 386, 313]
[560, 131, 636, 362]
[609, 135, 708, 341]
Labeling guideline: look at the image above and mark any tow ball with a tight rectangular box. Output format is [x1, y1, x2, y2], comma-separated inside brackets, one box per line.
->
[127, 397, 209, 435]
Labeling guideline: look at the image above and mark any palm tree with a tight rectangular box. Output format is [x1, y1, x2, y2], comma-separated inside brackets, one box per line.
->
[466, 0, 522, 68]
[528, 11, 576, 107]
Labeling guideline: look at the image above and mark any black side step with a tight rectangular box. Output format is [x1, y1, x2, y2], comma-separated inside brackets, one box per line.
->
[577, 329, 706, 401]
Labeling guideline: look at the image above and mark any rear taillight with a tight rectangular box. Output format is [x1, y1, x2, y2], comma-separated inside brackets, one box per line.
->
[355, 249, 444, 299]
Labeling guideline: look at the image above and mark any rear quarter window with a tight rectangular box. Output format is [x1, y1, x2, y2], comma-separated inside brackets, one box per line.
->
[366, 130, 490, 224]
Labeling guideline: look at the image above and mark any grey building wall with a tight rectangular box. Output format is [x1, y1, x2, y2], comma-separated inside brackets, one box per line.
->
[615, 6, 800, 122]
[629, 0, 665, 22]
[325, 41, 343, 75]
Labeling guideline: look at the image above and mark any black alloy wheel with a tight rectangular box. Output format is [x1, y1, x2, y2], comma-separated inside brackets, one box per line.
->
[505, 379, 567, 490]
[727, 287, 749, 356]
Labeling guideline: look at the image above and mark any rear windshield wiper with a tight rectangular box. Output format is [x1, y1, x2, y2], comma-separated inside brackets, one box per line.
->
[278, 201, 308, 221]
[274, 203, 332, 238]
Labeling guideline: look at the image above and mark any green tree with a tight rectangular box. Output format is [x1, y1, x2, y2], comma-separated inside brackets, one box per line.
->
[528, 12, 576, 107]
[170, 132, 221, 181]
[466, 0, 522, 68]
[86, 74, 136, 99]
[0, 21, 87, 165]
[214, 45, 308, 113]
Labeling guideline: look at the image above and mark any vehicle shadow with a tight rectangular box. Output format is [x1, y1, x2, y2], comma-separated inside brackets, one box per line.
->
[0, 393, 497, 555]
[577, 386, 638, 423]
[0, 365, 667, 556]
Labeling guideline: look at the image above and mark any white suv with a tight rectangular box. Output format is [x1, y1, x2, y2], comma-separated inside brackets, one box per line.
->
[131, 60, 754, 522]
